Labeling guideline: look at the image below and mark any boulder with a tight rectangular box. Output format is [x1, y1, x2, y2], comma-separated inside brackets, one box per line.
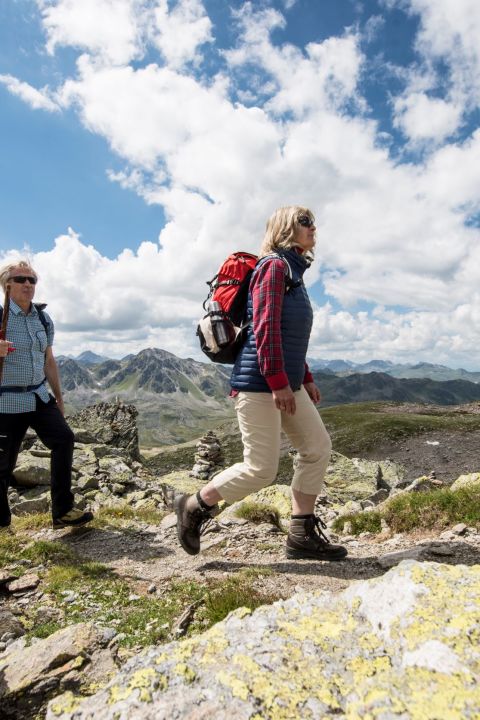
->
[12, 487, 50, 515]
[46, 561, 480, 720]
[0, 609, 25, 641]
[69, 402, 140, 461]
[450, 473, 480, 491]
[0, 622, 118, 719]
[13, 453, 51, 487]
[324, 452, 399, 503]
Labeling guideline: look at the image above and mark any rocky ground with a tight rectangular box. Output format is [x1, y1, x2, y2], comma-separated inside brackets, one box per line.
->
[1, 401, 480, 719]
[41, 501, 480, 602]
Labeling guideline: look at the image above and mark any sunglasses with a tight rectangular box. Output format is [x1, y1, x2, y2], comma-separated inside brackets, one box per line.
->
[9, 275, 38, 285]
[297, 215, 315, 228]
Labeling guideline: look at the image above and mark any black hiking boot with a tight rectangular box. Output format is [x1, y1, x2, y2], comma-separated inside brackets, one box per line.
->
[286, 514, 348, 561]
[53, 508, 94, 529]
[174, 494, 216, 556]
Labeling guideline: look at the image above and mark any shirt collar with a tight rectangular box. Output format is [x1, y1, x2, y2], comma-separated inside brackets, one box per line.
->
[9, 299, 36, 316]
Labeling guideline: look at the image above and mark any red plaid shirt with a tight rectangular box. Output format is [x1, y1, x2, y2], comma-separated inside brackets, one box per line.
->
[250, 255, 313, 391]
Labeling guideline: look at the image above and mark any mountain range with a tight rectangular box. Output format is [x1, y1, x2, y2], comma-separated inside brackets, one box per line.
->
[308, 358, 480, 383]
[57, 348, 480, 446]
[58, 348, 232, 446]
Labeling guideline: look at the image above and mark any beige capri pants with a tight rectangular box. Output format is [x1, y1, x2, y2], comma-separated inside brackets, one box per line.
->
[212, 385, 332, 504]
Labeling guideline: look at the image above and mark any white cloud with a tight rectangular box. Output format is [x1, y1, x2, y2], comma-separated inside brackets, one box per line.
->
[226, 3, 364, 115]
[2, 0, 480, 369]
[0, 74, 60, 112]
[38, 0, 146, 65]
[152, 0, 213, 69]
[393, 92, 462, 142]
[388, 0, 480, 142]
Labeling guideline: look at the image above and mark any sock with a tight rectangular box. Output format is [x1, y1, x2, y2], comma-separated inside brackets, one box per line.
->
[291, 513, 314, 519]
[196, 491, 215, 511]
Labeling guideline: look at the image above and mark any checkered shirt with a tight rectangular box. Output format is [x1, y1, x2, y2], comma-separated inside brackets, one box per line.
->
[0, 300, 54, 413]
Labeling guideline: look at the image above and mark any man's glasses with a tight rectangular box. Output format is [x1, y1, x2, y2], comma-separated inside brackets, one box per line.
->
[9, 276, 38, 285]
[297, 215, 315, 228]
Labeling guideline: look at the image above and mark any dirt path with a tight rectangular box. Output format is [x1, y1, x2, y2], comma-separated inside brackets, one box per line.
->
[56, 515, 480, 603]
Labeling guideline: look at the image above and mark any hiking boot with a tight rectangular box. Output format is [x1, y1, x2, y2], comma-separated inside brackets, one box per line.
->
[174, 493, 216, 556]
[53, 508, 94, 528]
[286, 514, 348, 561]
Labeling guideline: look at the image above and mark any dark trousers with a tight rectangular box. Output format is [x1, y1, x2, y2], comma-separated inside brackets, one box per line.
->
[0, 396, 74, 526]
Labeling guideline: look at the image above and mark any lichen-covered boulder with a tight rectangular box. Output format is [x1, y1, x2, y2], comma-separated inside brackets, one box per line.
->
[46, 561, 480, 720]
[1, 622, 119, 719]
[450, 472, 480, 491]
[323, 452, 404, 503]
[225, 485, 292, 520]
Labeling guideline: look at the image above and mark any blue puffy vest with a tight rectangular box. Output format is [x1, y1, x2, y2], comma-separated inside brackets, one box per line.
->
[230, 249, 313, 392]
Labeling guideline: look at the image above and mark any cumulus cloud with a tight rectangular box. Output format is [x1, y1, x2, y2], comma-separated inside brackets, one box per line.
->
[38, 0, 146, 65]
[0, 74, 60, 112]
[151, 0, 213, 69]
[388, 0, 480, 142]
[393, 92, 462, 142]
[1, 0, 480, 368]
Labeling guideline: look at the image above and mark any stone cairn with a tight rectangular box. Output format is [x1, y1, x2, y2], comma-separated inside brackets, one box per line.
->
[190, 431, 223, 481]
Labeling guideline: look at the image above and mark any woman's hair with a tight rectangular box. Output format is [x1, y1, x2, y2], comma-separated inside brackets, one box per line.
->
[259, 206, 315, 257]
[0, 260, 37, 291]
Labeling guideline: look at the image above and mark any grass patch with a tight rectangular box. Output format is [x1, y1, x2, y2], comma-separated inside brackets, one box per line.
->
[384, 485, 480, 533]
[333, 484, 480, 535]
[21, 540, 76, 564]
[92, 505, 165, 528]
[200, 575, 279, 627]
[333, 511, 382, 535]
[13, 513, 51, 531]
[29, 620, 63, 640]
[235, 501, 281, 527]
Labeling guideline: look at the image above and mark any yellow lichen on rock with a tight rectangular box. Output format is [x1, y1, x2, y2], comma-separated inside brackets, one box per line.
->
[108, 668, 161, 705]
[450, 472, 480, 491]
[48, 691, 82, 716]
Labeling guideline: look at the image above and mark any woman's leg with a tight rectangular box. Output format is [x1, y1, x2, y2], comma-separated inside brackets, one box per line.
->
[282, 387, 347, 560]
[175, 392, 282, 555]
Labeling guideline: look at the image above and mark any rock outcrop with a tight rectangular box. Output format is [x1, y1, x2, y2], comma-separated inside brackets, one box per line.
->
[46, 560, 480, 720]
[0, 622, 120, 719]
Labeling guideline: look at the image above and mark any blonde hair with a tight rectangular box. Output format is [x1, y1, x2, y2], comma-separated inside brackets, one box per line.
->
[259, 206, 315, 257]
[0, 260, 37, 291]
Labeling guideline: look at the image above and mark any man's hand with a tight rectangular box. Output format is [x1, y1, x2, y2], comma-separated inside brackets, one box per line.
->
[56, 397, 65, 416]
[304, 382, 321, 404]
[272, 385, 296, 415]
[0, 340, 15, 357]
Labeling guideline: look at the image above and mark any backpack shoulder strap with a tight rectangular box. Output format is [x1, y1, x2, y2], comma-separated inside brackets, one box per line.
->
[34, 304, 51, 334]
[257, 253, 301, 292]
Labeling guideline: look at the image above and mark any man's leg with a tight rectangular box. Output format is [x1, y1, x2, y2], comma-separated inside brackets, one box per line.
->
[0, 413, 30, 527]
[29, 397, 76, 520]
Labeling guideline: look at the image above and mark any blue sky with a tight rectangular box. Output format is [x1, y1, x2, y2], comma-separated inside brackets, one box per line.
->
[1, 0, 479, 368]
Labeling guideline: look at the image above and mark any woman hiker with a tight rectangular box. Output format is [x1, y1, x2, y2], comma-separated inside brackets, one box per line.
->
[175, 206, 347, 561]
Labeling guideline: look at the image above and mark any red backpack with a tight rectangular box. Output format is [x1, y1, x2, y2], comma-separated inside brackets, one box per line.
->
[197, 251, 296, 364]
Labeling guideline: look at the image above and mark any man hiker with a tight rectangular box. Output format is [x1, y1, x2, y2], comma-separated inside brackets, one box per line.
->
[0, 260, 93, 530]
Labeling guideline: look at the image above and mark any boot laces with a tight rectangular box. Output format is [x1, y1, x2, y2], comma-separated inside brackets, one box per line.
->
[309, 515, 331, 546]
[189, 507, 214, 536]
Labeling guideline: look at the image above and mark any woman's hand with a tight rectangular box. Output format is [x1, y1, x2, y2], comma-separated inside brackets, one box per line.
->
[273, 385, 296, 415]
[304, 382, 321, 404]
[0, 340, 14, 358]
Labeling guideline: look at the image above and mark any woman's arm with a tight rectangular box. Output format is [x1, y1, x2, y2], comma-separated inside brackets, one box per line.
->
[251, 258, 296, 414]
